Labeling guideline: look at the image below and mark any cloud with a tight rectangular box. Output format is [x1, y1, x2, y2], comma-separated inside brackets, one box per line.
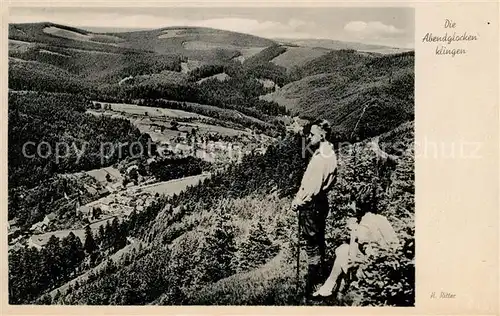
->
[344, 20, 405, 40]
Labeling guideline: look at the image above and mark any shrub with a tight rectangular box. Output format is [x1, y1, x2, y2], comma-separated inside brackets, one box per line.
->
[344, 232, 415, 306]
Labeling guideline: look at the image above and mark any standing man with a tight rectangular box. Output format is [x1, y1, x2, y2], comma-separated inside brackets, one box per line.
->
[291, 119, 338, 298]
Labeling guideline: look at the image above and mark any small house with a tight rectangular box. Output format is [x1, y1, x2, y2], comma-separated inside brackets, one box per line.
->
[79, 205, 92, 217]
[8, 218, 18, 232]
[30, 223, 44, 234]
[30, 218, 51, 234]
[84, 185, 98, 196]
[97, 188, 109, 197]
[8, 227, 21, 243]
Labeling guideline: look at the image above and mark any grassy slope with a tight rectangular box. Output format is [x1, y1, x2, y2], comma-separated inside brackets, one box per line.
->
[184, 122, 415, 306]
[274, 38, 412, 54]
[270, 46, 331, 71]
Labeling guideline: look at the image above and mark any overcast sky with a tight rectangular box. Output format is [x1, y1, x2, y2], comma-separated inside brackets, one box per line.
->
[9, 7, 414, 48]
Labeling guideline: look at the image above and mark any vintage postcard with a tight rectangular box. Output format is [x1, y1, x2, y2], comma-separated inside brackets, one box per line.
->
[1, 1, 498, 315]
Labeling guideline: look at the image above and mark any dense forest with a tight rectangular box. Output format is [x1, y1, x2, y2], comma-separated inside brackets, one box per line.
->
[8, 93, 153, 229]
[102, 71, 289, 119]
[8, 93, 153, 190]
[9, 57, 289, 125]
[9, 44, 184, 82]
[9, 217, 131, 304]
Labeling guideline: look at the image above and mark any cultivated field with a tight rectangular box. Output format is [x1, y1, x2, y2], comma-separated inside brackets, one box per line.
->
[43, 26, 124, 45]
[270, 46, 330, 70]
[8, 39, 36, 53]
[197, 72, 231, 84]
[141, 173, 211, 195]
[93, 102, 208, 119]
[88, 102, 253, 141]
[157, 29, 185, 39]
[183, 41, 241, 51]
[181, 121, 252, 137]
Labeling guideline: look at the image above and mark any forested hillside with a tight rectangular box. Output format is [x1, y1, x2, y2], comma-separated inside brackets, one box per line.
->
[8, 93, 152, 189]
[8, 24, 290, 131]
[8, 93, 154, 229]
[45, 121, 414, 306]
[262, 50, 414, 140]
[9, 23, 414, 142]
[9, 22, 414, 306]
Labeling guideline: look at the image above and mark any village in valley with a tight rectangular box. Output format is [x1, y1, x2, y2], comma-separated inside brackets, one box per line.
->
[9, 164, 162, 251]
[8, 100, 277, 253]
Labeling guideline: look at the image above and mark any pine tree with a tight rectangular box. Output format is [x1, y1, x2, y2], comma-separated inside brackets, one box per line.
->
[234, 221, 278, 273]
[67, 283, 73, 295]
[83, 225, 97, 256]
[97, 224, 105, 247]
[43, 235, 63, 285]
[53, 289, 61, 304]
[127, 210, 137, 235]
[111, 217, 120, 251]
[102, 220, 113, 250]
[61, 234, 73, 279]
[204, 212, 236, 281]
[69, 232, 85, 274]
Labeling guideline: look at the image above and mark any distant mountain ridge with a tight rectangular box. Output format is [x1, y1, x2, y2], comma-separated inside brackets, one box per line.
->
[274, 38, 413, 54]
[9, 21, 414, 141]
[81, 26, 157, 33]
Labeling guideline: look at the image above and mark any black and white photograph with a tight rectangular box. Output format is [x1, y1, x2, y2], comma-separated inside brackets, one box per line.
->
[7, 6, 415, 306]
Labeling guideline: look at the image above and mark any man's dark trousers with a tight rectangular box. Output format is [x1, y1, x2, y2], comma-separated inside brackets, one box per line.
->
[298, 192, 330, 296]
